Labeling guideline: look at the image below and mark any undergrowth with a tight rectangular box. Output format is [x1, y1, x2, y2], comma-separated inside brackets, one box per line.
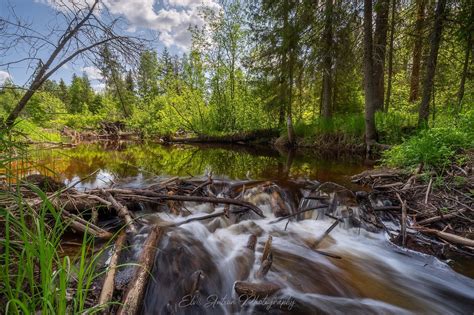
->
[0, 128, 111, 314]
[382, 109, 474, 170]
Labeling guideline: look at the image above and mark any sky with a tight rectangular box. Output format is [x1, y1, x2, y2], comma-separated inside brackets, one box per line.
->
[0, 0, 219, 90]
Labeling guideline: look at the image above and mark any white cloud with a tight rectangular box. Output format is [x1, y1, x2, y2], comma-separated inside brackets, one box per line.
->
[0, 71, 12, 85]
[81, 66, 102, 81]
[37, 0, 220, 51]
[34, 0, 100, 12]
[103, 0, 220, 51]
[92, 82, 106, 92]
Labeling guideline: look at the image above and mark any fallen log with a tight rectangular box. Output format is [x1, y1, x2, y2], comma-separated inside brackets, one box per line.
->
[169, 129, 279, 144]
[373, 182, 404, 189]
[172, 208, 251, 227]
[92, 189, 265, 218]
[373, 206, 402, 211]
[235, 234, 258, 281]
[261, 235, 272, 263]
[255, 256, 272, 279]
[103, 190, 137, 234]
[98, 231, 127, 308]
[424, 177, 433, 205]
[247, 234, 257, 251]
[416, 227, 474, 247]
[191, 177, 213, 195]
[62, 209, 112, 239]
[396, 193, 407, 247]
[417, 209, 468, 226]
[117, 226, 164, 315]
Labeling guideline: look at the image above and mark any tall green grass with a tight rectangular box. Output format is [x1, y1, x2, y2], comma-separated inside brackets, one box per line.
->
[293, 114, 366, 139]
[382, 109, 474, 170]
[0, 127, 110, 314]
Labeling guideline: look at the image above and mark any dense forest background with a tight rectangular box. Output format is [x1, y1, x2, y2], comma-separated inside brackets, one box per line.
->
[1, 0, 473, 160]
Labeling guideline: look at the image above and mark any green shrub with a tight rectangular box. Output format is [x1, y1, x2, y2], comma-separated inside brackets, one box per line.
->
[375, 110, 417, 144]
[383, 126, 472, 169]
[13, 120, 63, 142]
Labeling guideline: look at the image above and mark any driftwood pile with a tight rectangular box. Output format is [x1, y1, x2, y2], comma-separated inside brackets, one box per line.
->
[11, 164, 472, 313]
[2, 174, 357, 314]
[61, 122, 139, 142]
[352, 158, 474, 256]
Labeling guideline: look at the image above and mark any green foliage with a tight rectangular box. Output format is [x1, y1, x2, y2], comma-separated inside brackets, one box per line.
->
[375, 110, 417, 144]
[293, 114, 365, 138]
[383, 125, 473, 169]
[0, 0, 471, 149]
[0, 131, 112, 314]
[12, 120, 63, 142]
[69, 74, 94, 114]
[0, 192, 104, 314]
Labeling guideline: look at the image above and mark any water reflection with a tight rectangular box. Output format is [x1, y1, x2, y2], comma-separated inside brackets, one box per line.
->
[9, 142, 369, 188]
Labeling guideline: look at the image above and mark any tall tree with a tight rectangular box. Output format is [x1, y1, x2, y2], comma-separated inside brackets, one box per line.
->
[409, 0, 426, 102]
[69, 74, 85, 113]
[281, 0, 298, 145]
[373, 0, 390, 111]
[249, 0, 300, 144]
[364, 0, 377, 148]
[58, 79, 70, 107]
[125, 70, 134, 93]
[82, 73, 94, 106]
[456, 1, 473, 111]
[418, 0, 447, 126]
[321, 0, 334, 118]
[137, 50, 159, 100]
[100, 45, 131, 117]
[384, 0, 397, 111]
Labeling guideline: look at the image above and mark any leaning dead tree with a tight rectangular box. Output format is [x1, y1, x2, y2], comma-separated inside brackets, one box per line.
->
[0, 0, 147, 128]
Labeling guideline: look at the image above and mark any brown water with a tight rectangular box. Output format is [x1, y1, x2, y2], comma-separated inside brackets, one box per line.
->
[9, 142, 474, 314]
[8, 142, 368, 189]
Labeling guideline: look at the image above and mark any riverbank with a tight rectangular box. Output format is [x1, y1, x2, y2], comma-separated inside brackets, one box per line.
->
[352, 153, 474, 262]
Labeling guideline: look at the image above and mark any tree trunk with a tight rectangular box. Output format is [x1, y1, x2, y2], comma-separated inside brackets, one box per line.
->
[385, 0, 397, 112]
[321, 0, 333, 118]
[373, 0, 390, 111]
[409, 0, 426, 102]
[284, 0, 296, 146]
[457, 34, 472, 112]
[364, 0, 377, 148]
[418, 0, 447, 127]
[287, 52, 296, 146]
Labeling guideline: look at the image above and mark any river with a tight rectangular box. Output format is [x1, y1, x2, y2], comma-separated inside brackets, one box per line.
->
[13, 142, 474, 314]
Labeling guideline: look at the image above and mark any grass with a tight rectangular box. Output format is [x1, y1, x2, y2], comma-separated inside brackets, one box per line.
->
[382, 124, 473, 170]
[293, 114, 366, 139]
[0, 129, 113, 314]
[0, 183, 112, 314]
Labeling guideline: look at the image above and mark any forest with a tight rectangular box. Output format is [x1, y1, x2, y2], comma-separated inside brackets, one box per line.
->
[1, 0, 473, 314]
[1, 0, 472, 161]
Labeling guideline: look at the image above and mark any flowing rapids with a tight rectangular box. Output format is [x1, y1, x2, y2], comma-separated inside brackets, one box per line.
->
[115, 180, 474, 315]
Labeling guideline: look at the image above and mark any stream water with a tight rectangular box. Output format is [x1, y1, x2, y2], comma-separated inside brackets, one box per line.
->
[13, 142, 474, 314]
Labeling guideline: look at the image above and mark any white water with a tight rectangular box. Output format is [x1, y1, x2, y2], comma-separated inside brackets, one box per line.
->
[123, 183, 474, 315]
